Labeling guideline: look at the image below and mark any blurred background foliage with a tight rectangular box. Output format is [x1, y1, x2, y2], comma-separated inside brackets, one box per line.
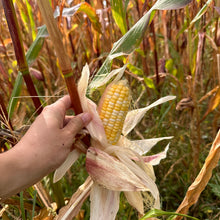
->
[0, 0, 220, 219]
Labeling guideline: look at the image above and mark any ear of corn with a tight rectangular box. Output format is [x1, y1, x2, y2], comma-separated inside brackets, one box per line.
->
[98, 80, 131, 145]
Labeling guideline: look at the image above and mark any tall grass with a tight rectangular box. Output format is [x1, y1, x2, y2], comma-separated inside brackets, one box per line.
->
[0, 0, 219, 219]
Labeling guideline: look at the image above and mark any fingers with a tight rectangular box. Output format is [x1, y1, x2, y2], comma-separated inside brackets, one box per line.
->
[63, 112, 92, 137]
[49, 95, 71, 116]
[64, 115, 74, 126]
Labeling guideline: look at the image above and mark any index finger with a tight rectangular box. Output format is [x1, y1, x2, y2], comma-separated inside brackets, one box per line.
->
[50, 95, 72, 115]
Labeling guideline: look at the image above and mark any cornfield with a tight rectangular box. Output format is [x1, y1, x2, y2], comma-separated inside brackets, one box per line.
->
[0, 0, 220, 219]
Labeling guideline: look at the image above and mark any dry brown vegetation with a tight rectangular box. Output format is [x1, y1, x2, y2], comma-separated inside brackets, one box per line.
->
[0, 0, 220, 219]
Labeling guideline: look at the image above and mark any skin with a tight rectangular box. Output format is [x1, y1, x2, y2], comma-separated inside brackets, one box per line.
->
[0, 95, 92, 200]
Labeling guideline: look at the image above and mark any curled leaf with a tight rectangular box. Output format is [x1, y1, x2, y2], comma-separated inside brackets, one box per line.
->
[175, 130, 220, 219]
[53, 149, 80, 183]
[123, 96, 176, 136]
[142, 143, 170, 166]
[119, 136, 173, 155]
[124, 191, 144, 214]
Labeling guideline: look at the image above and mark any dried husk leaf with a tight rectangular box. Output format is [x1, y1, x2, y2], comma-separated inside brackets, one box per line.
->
[56, 177, 93, 220]
[89, 65, 126, 89]
[33, 207, 55, 220]
[118, 136, 173, 155]
[124, 191, 144, 214]
[90, 183, 120, 220]
[175, 130, 220, 219]
[123, 96, 176, 136]
[201, 87, 220, 122]
[86, 147, 149, 191]
[114, 149, 160, 208]
[78, 64, 108, 145]
[53, 149, 81, 183]
[142, 144, 170, 166]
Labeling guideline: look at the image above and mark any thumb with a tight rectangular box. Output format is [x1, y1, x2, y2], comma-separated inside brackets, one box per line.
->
[63, 112, 92, 137]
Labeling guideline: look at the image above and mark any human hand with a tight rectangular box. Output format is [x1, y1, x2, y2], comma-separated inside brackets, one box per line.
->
[0, 96, 92, 198]
[19, 95, 92, 173]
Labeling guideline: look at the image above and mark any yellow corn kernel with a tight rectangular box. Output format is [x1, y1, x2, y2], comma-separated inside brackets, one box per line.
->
[98, 80, 131, 145]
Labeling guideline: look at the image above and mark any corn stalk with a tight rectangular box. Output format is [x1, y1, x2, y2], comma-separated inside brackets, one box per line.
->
[2, 0, 43, 114]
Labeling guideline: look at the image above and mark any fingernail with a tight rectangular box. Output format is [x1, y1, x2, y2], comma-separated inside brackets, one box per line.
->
[81, 112, 92, 125]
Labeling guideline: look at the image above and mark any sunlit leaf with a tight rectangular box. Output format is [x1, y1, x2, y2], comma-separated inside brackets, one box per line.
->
[89, 0, 193, 89]
[25, 0, 36, 40]
[15, 1, 29, 33]
[26, 25, 48, 66]
[190, 0, 213, 26]
[127, 63, 143, 76]
[110, 0, 127, 35]
[54, 3, 102, 33]
[78, 2, 102, 33]
[144, 77, 156, 90]
[7, 71, 23, 119]
[152, 0, 192, 10]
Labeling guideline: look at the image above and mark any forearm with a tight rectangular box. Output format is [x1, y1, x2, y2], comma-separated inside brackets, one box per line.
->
[0, 142, 50, 199]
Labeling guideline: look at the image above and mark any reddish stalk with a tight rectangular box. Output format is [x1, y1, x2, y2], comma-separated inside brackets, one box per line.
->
[2, 0, 43, 115]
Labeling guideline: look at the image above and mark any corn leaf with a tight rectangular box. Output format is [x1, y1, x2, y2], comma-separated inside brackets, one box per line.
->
[25, 0, 36, 40]
[89, 0, 193, 89]
[209, 183, 220, 198]
[27, 2, 102, 67]
[54, 3, 102, 33]
[201, 87, 220, 122]
[110, 0, 127, 35]
[175, 130, 220, 219]
[26, 25, 48, 66]
[15, 0, 29, 34]
[190, 0, 213, 26]
[19, 191, 26, 220]
[7, 71, 23, 119]
[139, 209, 199, 220]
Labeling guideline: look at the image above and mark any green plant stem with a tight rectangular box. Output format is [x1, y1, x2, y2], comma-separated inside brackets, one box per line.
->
[2, 0, 43, 115]
[31, 190, 37, 219]
[19, 191, 26, 220]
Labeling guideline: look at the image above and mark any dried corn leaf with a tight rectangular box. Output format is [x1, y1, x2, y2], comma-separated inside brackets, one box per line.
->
[123, 96, 176, 136]
[90, 183, 120, 220]
[56, 177, 93, 220]
[33, 207, 55, 220]
[53, 149, 81, 183]
[124, 191, 144, 214]
[175, 130, 220, 219]
[201, 86, 220, 122]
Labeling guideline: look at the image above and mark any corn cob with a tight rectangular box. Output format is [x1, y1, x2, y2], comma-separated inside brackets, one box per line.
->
[98, 80, 131, 145]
